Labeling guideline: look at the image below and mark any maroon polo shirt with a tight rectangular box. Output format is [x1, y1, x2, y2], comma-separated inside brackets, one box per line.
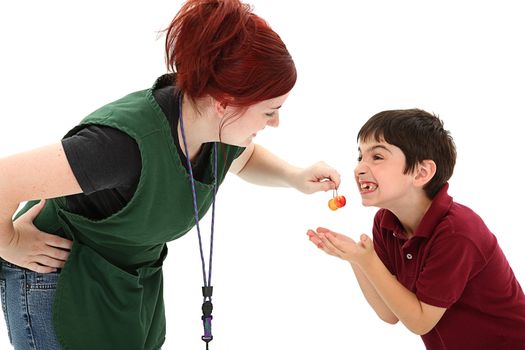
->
[373, 183, 525, 350]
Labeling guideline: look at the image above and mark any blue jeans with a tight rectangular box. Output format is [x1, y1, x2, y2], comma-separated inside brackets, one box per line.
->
[0, 260, 62, 350]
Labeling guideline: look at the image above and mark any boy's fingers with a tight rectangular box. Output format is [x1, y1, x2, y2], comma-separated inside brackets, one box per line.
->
[307, 229, 319, 238]
[308, 236, 323, 249]
[360, 234, 373, 249]
[316, 227, 331, 234]
[307, 230, 335, 252]
[317, 227, 343, 240]
[324, 233, 344, 253]
[317, 231, 344, 256]
[307, 230, 325, 249]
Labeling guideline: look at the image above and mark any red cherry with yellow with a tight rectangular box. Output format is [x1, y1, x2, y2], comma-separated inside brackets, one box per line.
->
[334, 195, 346, 208]
[328, 191, 346, 211]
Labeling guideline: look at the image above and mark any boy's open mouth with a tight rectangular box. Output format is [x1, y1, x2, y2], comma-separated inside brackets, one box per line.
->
[360, 182, 378, 193]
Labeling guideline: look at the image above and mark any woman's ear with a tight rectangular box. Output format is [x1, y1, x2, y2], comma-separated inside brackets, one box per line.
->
[414, 160, 437, 187]
[214, 100, 227, 118]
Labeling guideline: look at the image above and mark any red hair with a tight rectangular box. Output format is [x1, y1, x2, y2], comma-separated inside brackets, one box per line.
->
[164, 0, 296, 108]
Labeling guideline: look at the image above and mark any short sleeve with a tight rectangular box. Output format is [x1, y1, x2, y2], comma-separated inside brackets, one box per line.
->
[372, 210, 396, 275]
[415, 226, 485, 308]
[61, 125, 141, 194]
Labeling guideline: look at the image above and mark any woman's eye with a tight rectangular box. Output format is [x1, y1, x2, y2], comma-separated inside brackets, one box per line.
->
[265, 111, 276, 117]
[373, 154, 384, 160]
[357, 155, 362, 161]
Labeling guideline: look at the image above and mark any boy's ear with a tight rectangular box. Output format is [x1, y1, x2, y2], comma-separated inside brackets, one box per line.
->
[414, 160, 437, 187]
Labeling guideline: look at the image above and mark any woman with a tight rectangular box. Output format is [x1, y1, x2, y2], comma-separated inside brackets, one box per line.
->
[0, 0, 340, 349]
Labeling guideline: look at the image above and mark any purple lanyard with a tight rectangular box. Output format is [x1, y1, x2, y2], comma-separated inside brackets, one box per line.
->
[178, 94, 217, 349]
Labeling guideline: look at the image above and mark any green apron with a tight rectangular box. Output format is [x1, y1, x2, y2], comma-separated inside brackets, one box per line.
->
[14, 76, 243, 349]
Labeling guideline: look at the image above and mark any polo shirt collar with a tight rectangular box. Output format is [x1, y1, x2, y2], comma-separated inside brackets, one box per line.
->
[379, 183, 453, 239]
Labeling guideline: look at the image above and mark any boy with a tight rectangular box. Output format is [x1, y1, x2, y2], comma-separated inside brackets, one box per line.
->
[307, 109, 525, 349]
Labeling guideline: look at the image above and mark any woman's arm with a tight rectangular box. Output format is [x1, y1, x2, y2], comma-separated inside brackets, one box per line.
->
[0, 143, 81, 272]
[230, 143, 340, 193]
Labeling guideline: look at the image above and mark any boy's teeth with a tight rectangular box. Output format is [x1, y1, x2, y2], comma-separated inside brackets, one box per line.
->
[361, 183, 377, 191]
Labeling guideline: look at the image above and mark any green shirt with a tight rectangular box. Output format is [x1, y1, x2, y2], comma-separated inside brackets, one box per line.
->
[15, 77, 244, 349]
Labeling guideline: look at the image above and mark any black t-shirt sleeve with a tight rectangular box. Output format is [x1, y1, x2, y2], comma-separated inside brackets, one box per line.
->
[61, 125, 141, 194]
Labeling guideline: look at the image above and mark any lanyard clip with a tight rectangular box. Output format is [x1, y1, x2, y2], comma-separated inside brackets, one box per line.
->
[201, 286, 213, 348]
[201, 300, 213, 346]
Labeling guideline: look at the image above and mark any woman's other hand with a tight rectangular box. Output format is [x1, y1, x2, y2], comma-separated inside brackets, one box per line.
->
[0, 199, 72, 273]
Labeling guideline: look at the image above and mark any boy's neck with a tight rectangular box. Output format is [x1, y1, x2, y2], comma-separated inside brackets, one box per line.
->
[390, 194, 433, 239]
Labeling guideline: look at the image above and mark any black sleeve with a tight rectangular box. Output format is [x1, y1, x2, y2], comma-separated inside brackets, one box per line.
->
[61, 125, 141, 195]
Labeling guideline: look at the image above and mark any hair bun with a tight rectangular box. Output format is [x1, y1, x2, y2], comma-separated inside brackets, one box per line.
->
[164, 0, 296, 108]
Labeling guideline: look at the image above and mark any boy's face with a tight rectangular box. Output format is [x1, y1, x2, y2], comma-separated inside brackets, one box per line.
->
[354, 138, 415, 210]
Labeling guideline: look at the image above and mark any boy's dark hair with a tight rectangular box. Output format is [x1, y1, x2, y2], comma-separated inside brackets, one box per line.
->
[357, 109, 456, 198]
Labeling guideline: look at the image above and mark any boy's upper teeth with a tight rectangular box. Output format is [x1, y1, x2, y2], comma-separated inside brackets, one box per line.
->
[361, 182, 377, 190]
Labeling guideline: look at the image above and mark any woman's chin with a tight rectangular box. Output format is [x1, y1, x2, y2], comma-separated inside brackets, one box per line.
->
[221, 138, 252, 147]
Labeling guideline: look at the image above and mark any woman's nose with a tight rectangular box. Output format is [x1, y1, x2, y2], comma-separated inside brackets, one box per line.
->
[267, 115, 279, 128]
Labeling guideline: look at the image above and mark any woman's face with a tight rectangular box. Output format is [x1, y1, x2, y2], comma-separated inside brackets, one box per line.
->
[219, 93, 290, 147]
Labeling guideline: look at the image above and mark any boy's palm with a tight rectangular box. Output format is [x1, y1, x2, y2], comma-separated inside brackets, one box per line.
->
[308, 226, 374, 264]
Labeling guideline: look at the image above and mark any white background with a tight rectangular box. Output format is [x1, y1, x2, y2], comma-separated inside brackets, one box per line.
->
[1, 1, 524, 349]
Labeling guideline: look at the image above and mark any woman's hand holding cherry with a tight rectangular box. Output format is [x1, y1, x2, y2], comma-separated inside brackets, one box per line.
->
[290, 161, 341, 194]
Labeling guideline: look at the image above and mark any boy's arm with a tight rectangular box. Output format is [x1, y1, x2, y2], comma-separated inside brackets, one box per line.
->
[359, 251, 446, 335]
[308, 229, 399, 324]
[314, 228, 446, 335]
[350, 262, 399, 324]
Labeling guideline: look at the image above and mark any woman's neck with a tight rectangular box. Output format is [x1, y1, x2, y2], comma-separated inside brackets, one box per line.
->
[178, 95, 219, 161]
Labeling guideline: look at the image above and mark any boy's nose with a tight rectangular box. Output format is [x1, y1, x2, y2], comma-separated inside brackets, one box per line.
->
[354, 163, 367, 175]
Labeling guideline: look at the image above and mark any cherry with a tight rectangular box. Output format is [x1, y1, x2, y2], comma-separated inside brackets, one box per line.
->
[334, 195, 346, 208]
[328, 198, 338, 211]
[328, 194, 346, 211]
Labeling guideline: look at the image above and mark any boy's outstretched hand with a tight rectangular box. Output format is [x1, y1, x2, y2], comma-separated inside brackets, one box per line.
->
[307, 227, 374, 266]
